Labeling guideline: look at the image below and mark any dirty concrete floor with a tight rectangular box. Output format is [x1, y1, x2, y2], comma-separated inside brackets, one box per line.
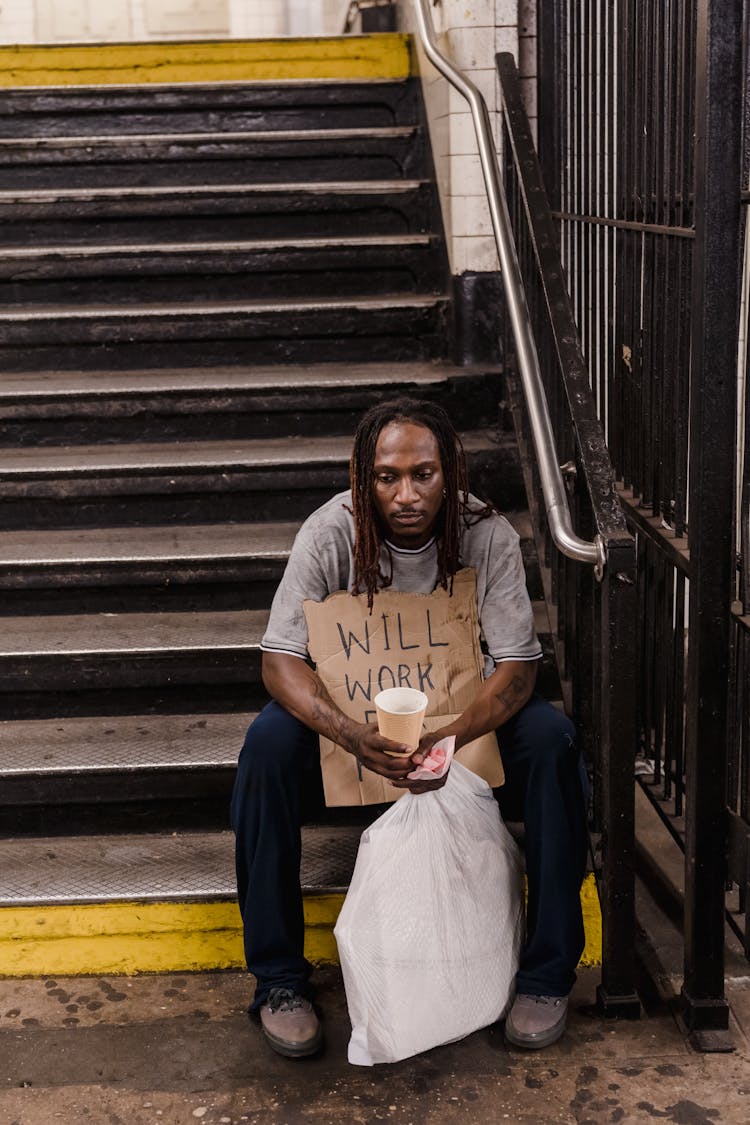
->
[1, 963, 750, 1125]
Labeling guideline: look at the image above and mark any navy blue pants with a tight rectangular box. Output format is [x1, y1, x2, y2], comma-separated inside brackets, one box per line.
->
[230, 694, 588, 1010]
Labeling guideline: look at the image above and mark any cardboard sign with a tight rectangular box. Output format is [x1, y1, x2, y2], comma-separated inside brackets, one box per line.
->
[303, 567, 504, 806]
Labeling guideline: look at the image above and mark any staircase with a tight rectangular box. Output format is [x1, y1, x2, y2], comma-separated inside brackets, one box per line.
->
[0, 63, 548, 975]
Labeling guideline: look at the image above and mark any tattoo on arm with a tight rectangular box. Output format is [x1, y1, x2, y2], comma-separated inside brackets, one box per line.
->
[492, 673, 530, 720]
[310, 678, 360, 754]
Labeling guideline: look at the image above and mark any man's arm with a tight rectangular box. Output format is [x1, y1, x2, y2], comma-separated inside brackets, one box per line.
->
[262, 650, 420, 784]
[389, 657, 538, 792]
[431, 658, 538, 751]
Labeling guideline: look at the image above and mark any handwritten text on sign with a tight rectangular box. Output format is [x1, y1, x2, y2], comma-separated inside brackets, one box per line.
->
[338, 608, 448, 714]
[304, 568, 501, 805]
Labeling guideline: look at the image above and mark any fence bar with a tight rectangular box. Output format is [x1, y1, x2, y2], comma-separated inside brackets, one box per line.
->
[497, 51, 639, 1017]
[595, 543, 639, 1014]
[681, 0, 742, 1046]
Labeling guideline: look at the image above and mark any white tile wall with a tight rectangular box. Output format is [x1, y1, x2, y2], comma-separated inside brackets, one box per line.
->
[400, 0, 537, 275]
[0, 0, 36, 45]
[227, 0, 287, 38]
[0, 1, 351, 43]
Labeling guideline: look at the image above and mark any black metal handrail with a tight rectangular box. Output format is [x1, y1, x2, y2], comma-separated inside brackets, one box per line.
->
[535, 0, 743, 1049]
[495, 52, 639, 1018]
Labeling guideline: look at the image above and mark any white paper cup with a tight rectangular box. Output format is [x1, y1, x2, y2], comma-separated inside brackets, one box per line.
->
[374, 687, 428, 754]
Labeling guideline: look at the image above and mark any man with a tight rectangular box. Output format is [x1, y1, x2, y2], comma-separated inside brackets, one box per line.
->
[231, 398, 589, 1058]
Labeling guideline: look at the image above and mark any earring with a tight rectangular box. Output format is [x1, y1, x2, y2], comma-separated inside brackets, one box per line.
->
[442, 488, 447, 497]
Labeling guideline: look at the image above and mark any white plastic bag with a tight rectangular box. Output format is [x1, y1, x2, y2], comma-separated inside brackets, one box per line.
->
[334, 761, 524, 1066]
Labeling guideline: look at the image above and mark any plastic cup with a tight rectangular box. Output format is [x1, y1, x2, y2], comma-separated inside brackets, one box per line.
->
[374, 687, 428, 755]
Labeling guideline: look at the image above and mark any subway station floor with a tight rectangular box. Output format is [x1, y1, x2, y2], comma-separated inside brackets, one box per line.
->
[2, 963, 750, 1125]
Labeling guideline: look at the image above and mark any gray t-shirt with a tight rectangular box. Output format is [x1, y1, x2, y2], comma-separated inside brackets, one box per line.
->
[261, 490, 542, 675]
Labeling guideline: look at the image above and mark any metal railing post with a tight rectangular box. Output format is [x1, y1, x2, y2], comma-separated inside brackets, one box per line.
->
[681, 0, 742, 1047]
[595, 547, 640, 1015]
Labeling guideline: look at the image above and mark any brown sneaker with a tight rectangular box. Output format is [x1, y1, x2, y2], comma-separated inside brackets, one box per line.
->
[259, 988, 323, 1058]
[504, 993, 568, 1049]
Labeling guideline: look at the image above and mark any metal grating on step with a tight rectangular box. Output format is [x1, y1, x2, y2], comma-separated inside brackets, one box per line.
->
[0, 825, 363, 906]
[0, 713, 251, 776]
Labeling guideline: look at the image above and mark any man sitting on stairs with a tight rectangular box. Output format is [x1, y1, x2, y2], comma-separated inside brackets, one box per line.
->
[231, 397, 589, 1059]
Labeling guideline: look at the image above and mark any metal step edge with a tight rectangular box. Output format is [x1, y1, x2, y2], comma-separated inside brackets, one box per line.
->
[0, 78, 411, 105]
[0, 711, 253, 777]
[0, 293, 445, 322]
[0, 361, 497, 403]
[0, 179, 428, 203]
[0, 428, 499, 476]
[0, 520, 298, 566]
[0, 825, 360, 906]
[0, 505, 523, 569]
[0, 600, 550, 660]
[0, 234, 434, 261]
[0, 126, 418, 149]
[0, 607, 268, 659]
[0, 504, 528, 571]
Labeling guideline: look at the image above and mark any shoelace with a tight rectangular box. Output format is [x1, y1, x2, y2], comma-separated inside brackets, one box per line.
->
[266, 987, 307, 1013]
[529, 996, 562, 1007]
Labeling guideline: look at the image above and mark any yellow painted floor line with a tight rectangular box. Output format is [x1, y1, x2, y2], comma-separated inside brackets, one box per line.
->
[0, 35, 413, 88]
[0, 875, 601, 978]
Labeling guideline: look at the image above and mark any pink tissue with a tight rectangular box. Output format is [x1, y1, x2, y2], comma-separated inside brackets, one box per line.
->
[406, 735, 456, 781]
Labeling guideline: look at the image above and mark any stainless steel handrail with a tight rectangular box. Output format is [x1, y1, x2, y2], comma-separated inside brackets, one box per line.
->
[412, 0, 606, 576]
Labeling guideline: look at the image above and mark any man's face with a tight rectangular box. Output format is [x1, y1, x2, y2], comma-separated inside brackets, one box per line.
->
[371, 421, 446, 549]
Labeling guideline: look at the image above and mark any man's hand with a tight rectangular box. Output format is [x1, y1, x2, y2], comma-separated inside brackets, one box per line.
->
[389, 727, 451, 795]
[345, 722, 422, 784]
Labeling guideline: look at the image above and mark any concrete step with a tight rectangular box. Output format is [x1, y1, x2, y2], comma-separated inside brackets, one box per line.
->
[0, 824, 603, 978]
[0, 79, 422, 137]
[0, 234, 445, 304]
[0, 180, 436, 245]
[0, 509, 539, 611]
[0, 361, 500, 445]
[0, 518, 294, 588]
[0, 127, 424, 189]
[0, 711, 251, 778]
[0, 598, 554, 699]
[0, 294, 450, 370]
[0, 826, 360, 905]
[0, 428, 521, 528]
[0, 607, 268, 693]
[0, 520, 294, 613]
[0, 711, 253, 810]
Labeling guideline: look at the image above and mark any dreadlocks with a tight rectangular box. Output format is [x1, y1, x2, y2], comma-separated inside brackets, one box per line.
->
[349, 397, 493, 609]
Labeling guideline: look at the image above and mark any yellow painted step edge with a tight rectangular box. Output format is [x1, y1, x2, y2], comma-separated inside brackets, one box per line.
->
[0, 35, 413, 87]
[0, 875, 601, 978]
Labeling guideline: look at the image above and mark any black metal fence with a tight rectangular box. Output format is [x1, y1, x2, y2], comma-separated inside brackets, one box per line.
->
[535, 0, 746, 1045]
[497, 52, 639, 1019]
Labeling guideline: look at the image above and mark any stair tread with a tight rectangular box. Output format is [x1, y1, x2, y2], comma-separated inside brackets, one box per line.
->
[0, 600, 549, 657]
[0, 608, 268, 656]
[0, 711, 251, 776]
[0, 293, 445, 321]
[0, 428, 501, 475]
[0, 126, 417, 148]
[0, 824, 360, 905]
[0, 510, 528, 565]
[0, 521, 298, 565]
[0, 179, 427, 203]
[0, 77, 407, 98]
[0, 234, 433, 260]
[0, 509, 528, 568]
[0, 361, 497, 401]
